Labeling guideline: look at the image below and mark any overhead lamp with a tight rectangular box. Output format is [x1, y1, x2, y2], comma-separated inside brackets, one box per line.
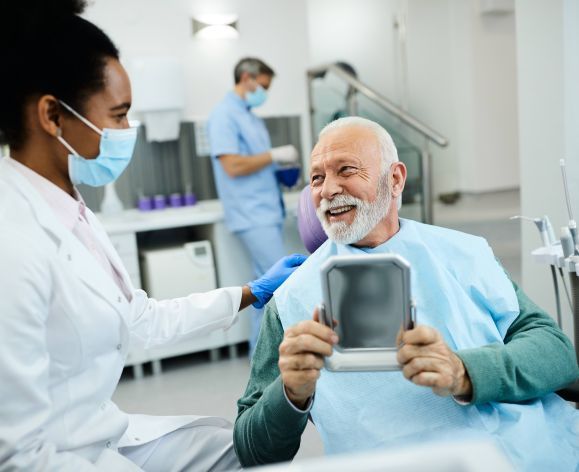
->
[192, 14, 239, 39]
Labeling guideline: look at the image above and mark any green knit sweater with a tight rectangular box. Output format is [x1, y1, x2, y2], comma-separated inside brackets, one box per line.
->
[234, 278, 578, 467]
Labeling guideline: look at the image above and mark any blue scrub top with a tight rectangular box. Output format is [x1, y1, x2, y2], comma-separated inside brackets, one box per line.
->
[208, 92, 283, 233]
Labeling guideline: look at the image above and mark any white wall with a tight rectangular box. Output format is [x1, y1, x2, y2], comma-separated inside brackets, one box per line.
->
[307, 0, 399, 97]
[83, 0, 311, 153]
[306, 0, 519, 196]
[85, 0, 520, 196]
[446, 1, 520, 193]
[516, 0, 579, 337]
[405, 0, 460, 196]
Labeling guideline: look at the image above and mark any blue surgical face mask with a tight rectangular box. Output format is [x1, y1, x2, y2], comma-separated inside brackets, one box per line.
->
[245, 85, 267, 108]
[56, 100, 138, 187]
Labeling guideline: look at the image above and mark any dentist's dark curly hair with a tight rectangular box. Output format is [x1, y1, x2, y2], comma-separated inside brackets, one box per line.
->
[0, 0, 119, 149]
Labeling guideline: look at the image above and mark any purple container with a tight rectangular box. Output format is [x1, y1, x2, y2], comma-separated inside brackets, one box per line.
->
[153, 194, 167, 210]
[137, 196, 153, 212]
[169, 193, 184, 207]
[184, 192, 197, 206]
[297, 185, 327, 253]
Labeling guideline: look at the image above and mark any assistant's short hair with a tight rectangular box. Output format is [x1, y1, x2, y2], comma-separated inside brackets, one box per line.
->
[234, 57, 275, 84]
[0, 0, 119, 149]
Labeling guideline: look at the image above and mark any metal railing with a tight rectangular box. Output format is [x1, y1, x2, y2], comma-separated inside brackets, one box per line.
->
[307, 63, 449, 224]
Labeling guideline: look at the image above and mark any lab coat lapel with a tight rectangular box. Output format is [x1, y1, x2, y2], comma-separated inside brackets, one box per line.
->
[57, 234, 130, 318]
[85, 209, 134, 296]
[0, 160, 129, 319]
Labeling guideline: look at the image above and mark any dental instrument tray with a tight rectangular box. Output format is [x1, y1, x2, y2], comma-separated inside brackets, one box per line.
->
[319, 254, 415, 372]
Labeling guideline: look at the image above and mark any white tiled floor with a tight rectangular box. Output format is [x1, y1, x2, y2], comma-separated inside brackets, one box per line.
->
[113, 190, 522, 463]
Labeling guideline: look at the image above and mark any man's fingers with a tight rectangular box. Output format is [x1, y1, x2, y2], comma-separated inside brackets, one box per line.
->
[397, 344, 442, 365]
[409, 371, 440, 388]
[395, 327, 404, 347]
[286, 319, 337, 345]
[402, 357, 446, 381]
[401, 325, 441, 346]
[410, 372, 453, 397]
[281, 333, 334, 357]
[312, 307, 320, 323]
[279, 353, 324, 372]
[397, 344, 419, 365]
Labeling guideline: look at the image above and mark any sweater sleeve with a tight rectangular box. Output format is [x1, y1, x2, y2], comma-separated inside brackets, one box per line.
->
[456, 277, 578, 404]
[234, 299, 308, 467]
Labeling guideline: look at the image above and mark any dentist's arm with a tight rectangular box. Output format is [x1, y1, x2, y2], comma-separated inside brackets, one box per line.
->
[219, 146, 299, 177]
[128, 254, 306, 350]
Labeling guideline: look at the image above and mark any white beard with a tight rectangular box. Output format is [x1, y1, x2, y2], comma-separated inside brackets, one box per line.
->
[316, 177, 392, 245]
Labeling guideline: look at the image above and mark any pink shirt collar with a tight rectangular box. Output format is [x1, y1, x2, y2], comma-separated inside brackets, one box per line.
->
[6, 157, 87, 231]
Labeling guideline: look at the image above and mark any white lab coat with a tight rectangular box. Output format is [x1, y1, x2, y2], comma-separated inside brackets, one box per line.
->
[0, 158, 242, 470]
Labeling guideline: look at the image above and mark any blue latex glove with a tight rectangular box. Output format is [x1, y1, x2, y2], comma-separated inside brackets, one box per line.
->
[247, 253, 307, 309]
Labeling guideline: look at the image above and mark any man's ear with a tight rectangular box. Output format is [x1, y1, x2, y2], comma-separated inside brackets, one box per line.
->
[390, 161, 407, 199]
[36, 95, 62, 138]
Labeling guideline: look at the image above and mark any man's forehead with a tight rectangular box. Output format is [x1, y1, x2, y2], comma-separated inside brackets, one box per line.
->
[310, 128, 380, 169]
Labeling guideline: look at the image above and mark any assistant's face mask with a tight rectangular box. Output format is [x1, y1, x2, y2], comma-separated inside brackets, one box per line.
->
[245, 84, 268, 108]
[56, 100, 138, 187]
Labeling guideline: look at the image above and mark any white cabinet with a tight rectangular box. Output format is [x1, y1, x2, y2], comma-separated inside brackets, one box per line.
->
[141, 241, 228, 363]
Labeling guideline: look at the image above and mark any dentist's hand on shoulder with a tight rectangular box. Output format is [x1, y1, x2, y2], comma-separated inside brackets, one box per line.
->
[246, 254, 307, 309]
[279, 308, 338, 409]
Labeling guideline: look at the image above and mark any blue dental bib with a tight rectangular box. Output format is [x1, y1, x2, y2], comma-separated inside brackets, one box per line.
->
[275, 219, 578, 470]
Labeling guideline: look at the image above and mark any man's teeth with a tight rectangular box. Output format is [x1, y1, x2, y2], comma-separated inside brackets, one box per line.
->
[328, 205, 354, 215]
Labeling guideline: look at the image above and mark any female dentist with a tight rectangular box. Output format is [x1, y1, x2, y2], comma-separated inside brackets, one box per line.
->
[0, 2, 304, 471]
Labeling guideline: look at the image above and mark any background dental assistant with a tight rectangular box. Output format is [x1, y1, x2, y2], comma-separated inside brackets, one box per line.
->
[0, 3, 304, 469]
[208, 57, 300, 354]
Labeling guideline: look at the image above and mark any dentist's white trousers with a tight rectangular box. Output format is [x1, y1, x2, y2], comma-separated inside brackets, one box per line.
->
[120, 420, 242, 471]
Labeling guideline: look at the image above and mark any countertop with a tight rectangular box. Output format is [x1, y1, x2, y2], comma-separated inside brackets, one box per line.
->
[96, 191, 302, 235]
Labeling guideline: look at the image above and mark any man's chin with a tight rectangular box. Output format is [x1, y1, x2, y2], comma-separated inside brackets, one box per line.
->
[324, 222, 365, 245]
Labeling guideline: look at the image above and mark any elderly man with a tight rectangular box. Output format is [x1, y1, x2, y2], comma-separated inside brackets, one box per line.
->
[234, 117, 579, 470]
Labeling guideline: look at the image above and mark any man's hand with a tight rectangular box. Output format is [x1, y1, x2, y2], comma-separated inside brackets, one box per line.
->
[397, 325, 472, 399]
[279, 308, 338, 409]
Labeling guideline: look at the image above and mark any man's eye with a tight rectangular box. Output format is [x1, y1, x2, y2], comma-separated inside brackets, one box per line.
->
[341, 166, 356, 174]
[311, 175, 323, 185]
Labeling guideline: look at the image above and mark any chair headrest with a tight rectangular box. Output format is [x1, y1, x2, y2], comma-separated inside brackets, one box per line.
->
[297, 185, 328, 254]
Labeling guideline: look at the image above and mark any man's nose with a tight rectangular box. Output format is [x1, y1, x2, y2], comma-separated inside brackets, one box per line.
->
[320, 175, 342, 200]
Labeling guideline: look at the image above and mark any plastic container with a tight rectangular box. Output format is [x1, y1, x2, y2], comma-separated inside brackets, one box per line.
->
[137, 195, 154, 212]
[169, 193, 183, 208]
[184, 192, 197, 206]
[153, 194, 167, 210]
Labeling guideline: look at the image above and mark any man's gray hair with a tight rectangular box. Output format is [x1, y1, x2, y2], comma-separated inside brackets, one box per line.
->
[318, 116, 399, 174]
[234, 57, 275, 84]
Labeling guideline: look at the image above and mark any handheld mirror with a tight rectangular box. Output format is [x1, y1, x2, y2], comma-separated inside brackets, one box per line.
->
[319, 254, 415, 371]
